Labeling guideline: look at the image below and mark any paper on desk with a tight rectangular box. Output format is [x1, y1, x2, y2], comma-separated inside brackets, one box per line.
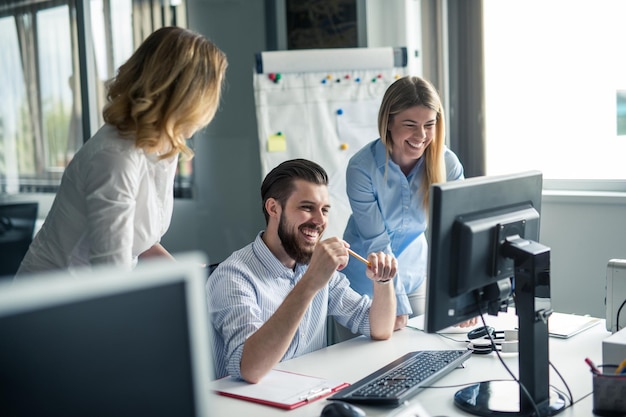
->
[409, 311, 601, 338]
[407, 312, 518, 334]
[210, 369, 349, 410]
[547, 312, 602, 338]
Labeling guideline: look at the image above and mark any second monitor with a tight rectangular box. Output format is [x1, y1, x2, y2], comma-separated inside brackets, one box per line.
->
[0, 253, 213, 417]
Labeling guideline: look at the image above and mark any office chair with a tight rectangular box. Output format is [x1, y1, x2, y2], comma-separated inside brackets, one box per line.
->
[0, 202, 38, 279]
[208, 263, 220, 276]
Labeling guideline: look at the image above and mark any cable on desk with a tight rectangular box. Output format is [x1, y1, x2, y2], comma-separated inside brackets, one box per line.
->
[567, 389, 593, 407]
[419, 378, 515, 390]
[617, 298, 626, 331]
[475, 301, 542, 417]
[433, 332, 466, 343]
[549, 361, 574, 406]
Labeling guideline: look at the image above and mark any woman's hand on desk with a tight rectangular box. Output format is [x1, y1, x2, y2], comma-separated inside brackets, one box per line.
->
[455, 317, 479, 328]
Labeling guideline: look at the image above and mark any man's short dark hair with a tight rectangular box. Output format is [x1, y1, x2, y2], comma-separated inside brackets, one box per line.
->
[261, 159, 328, 223]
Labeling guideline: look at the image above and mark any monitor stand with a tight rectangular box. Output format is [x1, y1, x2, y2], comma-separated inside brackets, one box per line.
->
[453, 238, 567, 417]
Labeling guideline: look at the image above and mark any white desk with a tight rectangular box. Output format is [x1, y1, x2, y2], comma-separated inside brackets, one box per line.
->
[209, 316, 610, 416]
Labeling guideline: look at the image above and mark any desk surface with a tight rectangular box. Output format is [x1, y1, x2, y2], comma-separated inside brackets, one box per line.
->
[209, 314, 610, 416]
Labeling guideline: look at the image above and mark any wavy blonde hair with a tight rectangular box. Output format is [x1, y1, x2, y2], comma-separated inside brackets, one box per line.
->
[378, 75, 447, 211]
[103, 26, 228, 160]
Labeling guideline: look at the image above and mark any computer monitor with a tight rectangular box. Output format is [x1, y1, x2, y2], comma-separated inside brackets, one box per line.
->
[425, 171, 566, 417]
[0, 253, 213, 417]
[0, 202, 38, 278]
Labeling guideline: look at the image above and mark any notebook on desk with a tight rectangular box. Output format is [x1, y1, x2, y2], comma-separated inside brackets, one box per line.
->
[409, 311, 601, 339]
[407, 311, 518, 334]
[211, 369, 349, 410]
[547, 312, 602, 339]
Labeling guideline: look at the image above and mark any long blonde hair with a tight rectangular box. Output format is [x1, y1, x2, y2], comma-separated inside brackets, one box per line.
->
[378, 75, 446, 211]
[103, 26, 228, 160]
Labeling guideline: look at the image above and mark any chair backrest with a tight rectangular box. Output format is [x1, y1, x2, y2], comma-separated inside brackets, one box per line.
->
[0, 202, 38, 278]
[208, 263, 220, 276]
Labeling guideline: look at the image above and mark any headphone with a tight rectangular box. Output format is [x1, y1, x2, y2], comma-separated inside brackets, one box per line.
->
[467, 326, 519, 354]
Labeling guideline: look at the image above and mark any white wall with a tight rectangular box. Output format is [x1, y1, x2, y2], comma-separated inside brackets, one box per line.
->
[365, 0, 422, 76]
[541, 193, 626, 318]
[161, 0, 268, 265]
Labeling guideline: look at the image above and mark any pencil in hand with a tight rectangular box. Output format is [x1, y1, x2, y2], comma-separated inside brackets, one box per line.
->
[347, 248, 370, 267]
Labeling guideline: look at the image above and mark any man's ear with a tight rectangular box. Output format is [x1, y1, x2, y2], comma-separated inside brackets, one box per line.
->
[264, 197, 281, 219]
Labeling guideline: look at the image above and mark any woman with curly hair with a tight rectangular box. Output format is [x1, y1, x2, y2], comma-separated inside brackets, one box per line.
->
[17, 26, 227, 275]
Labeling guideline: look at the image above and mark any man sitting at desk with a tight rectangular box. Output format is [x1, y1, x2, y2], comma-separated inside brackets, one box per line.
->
[207, 159, 397, 383]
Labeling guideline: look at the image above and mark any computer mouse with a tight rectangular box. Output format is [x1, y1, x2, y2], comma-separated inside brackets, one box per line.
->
[321, 401, 366, 417]
[467, 325, 495, 340]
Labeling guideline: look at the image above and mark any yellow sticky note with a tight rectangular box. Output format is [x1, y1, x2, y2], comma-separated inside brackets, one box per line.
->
[267, 133, 287, 152]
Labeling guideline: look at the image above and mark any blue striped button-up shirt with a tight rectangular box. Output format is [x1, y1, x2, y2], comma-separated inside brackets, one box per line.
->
[207, 232, 373, 379]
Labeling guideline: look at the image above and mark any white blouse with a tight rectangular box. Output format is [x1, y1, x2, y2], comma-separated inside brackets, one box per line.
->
[17, 124, 177, 275]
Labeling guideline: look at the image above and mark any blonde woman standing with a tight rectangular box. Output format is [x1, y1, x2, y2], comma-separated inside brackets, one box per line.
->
[341, 75, 464, 330]
[17, 26, 227, 275]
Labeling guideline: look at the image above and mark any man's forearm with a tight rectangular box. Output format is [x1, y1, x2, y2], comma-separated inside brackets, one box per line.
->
[369, 279, 396, 339]
[239, 279, 318, 383]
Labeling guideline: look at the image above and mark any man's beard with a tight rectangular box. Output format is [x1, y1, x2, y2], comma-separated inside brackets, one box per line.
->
[277, 213, 322, 265]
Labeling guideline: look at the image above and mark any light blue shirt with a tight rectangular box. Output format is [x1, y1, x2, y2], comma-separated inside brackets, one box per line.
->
[342, 139, 464, 316]
[207, 232, 372, 379]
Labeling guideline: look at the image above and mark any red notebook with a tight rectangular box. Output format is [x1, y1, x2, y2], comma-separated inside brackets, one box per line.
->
[211, 369, 350, 410]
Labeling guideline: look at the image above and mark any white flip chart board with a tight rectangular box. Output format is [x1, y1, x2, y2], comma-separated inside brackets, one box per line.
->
[254, 47, 408, 239]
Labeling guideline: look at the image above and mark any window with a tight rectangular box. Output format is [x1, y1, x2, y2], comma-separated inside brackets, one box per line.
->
[483, 0, 626, 182]
[0, 0, 192, 197]
[38, 5, 78, 178]
[1, 15, 35, 193]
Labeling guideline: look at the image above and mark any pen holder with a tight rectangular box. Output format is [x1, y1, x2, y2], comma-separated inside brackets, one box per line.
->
[593, 365, 626, 416]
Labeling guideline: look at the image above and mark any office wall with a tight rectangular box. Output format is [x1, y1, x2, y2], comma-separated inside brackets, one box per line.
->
[161, 0, 268, 265]
[540, 194, 626, 318]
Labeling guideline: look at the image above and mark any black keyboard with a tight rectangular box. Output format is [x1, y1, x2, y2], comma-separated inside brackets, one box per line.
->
[328, 349, 472, 406]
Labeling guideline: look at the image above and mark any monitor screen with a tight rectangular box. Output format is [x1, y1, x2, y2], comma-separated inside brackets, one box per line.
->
[0, 253, 212, 417]
[0, 202, 38, 278]
[424, 170, 543, 333]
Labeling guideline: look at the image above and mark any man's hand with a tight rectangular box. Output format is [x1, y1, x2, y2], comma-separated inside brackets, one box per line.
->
[303, 238, 350, 291]
[363, 251, 397, 283]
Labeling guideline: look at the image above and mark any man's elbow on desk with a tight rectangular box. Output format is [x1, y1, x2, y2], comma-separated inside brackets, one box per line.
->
[239, 361, 265, 384]
[240, 371, 262, 384]
[370, 328, 393, 340]
[369, 313, 396, 340]
[239, 347, 270, 384]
